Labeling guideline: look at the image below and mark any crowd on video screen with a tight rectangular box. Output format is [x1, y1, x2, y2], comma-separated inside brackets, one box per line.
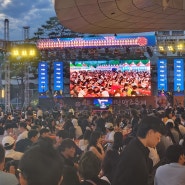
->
[70, 68, 151, 97]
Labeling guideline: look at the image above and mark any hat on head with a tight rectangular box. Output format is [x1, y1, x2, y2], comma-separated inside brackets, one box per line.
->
[2, 136, 15, 147]
[165, 119, 174, 126]
[105, 122, 114, 129]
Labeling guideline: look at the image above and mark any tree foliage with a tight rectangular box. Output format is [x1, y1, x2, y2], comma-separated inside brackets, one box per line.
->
[33, 17, 84, 39]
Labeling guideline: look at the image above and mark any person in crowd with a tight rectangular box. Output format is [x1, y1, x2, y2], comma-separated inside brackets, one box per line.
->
[87, 131, 105, 161]
[101, 147, 121, 184]
[104, 122, 115, 150]
[25, 106, 33, 120]
[63, 113, 74, 133]
[163, 108, 174, 124]
[141, 104, 148, 119]
[55, 130, 69, 148]
[96, 111, 108, 134]
[18, 137, 64, 185]
[176, 103, 184, 115]
[58, 138, 78, 169]
[112, 116, 165, 185]
[61, 165, 81, 185]
[165, 121, 180, 144]
[36, 105, 43, 119]
[58, 138, 80, 185]
[78, 129, 91, 152]
[174, 117, 184, 139]
[156, 127, 173, 160]
[154, 144, 185, 185]
[180, 112, 185, 126]
[112, 131, 124, 154]
[0, 144, 19, 185]
[79, 151, 110, 185]
[0, 121, 4, 143]
[71, 118, 83, 139]
[0, 107, 4, 119]
[3, 123, 14, 137]
[2, 135, 23, 160]
[15, 129, 39, 153]
[39, 128, 50, 139]
[130, 109, 140, 136]
[16, 122, 28, 142]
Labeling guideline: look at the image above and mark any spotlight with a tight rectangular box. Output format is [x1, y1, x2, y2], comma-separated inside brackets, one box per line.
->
[177, 44, 183, 51]
[159, 46, 164, 51]
[167, 45, 173, 51]
[167, 45, 176, 53]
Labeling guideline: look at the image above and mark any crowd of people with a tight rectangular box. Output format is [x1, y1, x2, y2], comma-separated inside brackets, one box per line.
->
[70, 70, 151, 97]
[0, 103, 185, 185]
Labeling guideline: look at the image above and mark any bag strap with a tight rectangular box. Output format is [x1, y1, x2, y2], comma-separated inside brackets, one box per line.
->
[85, 179, 97, 185]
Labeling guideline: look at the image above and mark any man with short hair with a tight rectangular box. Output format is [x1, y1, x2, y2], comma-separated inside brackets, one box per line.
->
[55, 130, 69, 148]
[154, 144, 185, 185]
[112, 116, 165, 185]
[58, 138, 79, 185]
[15, 129, 39, 153]
[58, 138, 77, 168]
[0, 144, 19, 185]
[39, 128, 50, 138]
[18, 137, 64, 185]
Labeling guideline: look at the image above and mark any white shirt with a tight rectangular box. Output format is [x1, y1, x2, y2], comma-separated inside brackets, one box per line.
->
[16, 130, 28, 142]
[5, 149, 23, 160]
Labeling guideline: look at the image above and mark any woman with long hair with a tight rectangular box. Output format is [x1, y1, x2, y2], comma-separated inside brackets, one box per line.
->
[87, 131, 105, 161]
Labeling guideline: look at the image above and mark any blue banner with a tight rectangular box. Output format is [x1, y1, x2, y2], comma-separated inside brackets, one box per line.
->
[54, 62, 63, 94]
[157, 59, 167, 91]
[38, 62, 48, 93]
[174, 59, 184, 94]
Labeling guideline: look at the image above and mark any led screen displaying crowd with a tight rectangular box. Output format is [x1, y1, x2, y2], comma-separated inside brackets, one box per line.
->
[70, 60, 151, 97]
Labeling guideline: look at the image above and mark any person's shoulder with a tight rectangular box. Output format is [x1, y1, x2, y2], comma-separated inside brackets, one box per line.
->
[0, 171, 18, 184]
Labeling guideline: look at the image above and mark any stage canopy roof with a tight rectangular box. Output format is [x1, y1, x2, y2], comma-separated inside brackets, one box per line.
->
[54, 0, 185, 34]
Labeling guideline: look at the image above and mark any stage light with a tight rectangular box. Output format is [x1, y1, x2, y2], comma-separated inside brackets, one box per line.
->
[167, 45, 174, 51]
[177, 44, 183, 50]
[159, 46, 164, 51]
[12, 49, 19, 56]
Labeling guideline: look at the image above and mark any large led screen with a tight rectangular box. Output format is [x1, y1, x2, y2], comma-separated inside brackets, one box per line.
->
[53, 62, 64, 98]
[38, 62, 48, 93]
[70, 60, 151, 97]
[174, 59, 184, 95]
[157, 59, 167, 92]
[93, 98, 113, 110]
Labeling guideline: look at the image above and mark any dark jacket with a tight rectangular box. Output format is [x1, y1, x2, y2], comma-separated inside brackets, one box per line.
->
[112, 137, 152, 185]
[80, 177, 110, 185]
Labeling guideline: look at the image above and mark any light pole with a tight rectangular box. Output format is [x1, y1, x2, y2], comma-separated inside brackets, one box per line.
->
[11, 47, 36, 109]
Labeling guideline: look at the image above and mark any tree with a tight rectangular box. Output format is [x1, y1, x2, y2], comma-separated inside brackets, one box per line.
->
[33, 17, 84, 39]
[8, 43, 41, 108]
